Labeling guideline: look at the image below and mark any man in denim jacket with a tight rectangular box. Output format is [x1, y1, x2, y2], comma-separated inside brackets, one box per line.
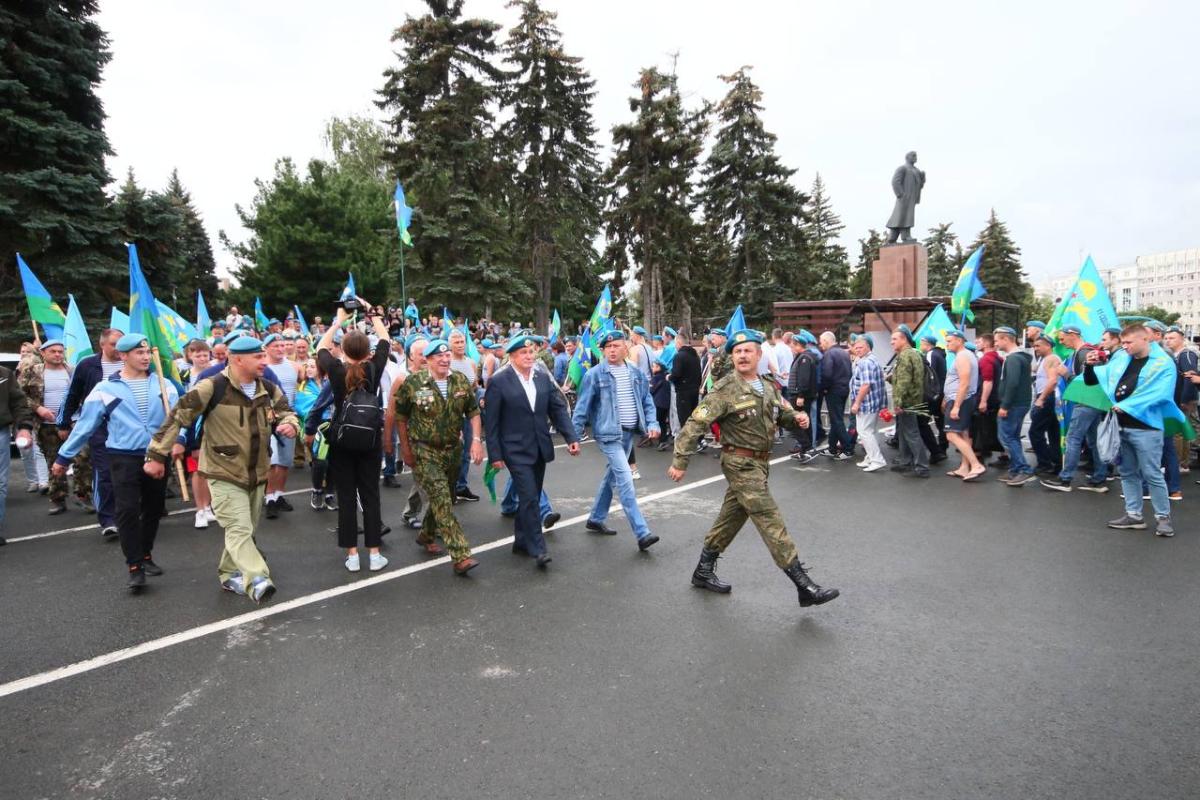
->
[572, 329, 661, 550]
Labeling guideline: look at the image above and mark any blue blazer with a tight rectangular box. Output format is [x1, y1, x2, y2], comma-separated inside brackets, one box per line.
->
[484, 366, 576, 466]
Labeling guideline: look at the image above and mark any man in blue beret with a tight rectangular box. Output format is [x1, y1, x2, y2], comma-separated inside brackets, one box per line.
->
[571, 329, 660, 550]
[1024, 320, 1046, 348]
[889, 326, 931, 477]
[629, 327, 654, 381]
[669, 329, 839, 608]
[55, 335, 179, 590]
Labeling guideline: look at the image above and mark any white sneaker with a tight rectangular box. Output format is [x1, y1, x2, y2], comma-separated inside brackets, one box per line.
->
[856, 459, 870, 468]
[205, 506, 218, 523]
[863, 462, 887, 473]
[345, 553, 361, 572]
[25, 482, 39, 493]
[369, 552, 389, 572]
[194, 511, 209, 529]
[630, 467, 641, 481]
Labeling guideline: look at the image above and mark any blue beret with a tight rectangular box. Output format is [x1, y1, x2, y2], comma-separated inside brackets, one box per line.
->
[945, 330, 966, 341]
[267, 318, 281, 326]
[1036, 334, 1057, 345]
[992, 326, 1017, 337]
[481, 338, 495, 349]
[1146, 320, 1167, 332]
[505, 334, 536, 354]
[228, 336, 264, 354]
[709, 328, 727, 338]
[1026, 320, 1046, 329]
[1167, 325, 1183, 334]
[238, 318, 254, 330]
[222, 331, 245, 345]
[632, 326, 648, 337]
[1059, 325, 1082, 336]
[424, 339, 450, 357]
[404, 333, 427, 357]
[261, 333, 281, 347]
[652, 335, 664, 342]
[1103, 326, 1122, 336]
[897, 324, 915, 345]
[964, 342, 978, 352]
[725, 328, 765, 353]
[115, 334, 149, 353]
[663, 326, 677, 338]
[920, 334, 938, 345]
[853, 332, 875, 348]
[39, 339, 64, 350]
[598, 329, 626, 347]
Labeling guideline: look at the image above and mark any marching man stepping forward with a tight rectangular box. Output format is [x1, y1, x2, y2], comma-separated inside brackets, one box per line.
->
[395, 338, 485, 575]
[669, 329, 840, 608]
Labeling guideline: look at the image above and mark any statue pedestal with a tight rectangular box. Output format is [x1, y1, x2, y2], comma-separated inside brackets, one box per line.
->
[871, 243, 928, 330]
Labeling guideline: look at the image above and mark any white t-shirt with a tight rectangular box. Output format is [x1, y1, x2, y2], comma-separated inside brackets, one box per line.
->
[774, 342, 793, 377]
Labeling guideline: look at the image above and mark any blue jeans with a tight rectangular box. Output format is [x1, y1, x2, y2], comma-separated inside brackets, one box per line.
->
[588, 429, 650, 539]
[0, 429, 10, 532]
[500, 477, 553, 521]
[1059, 405, 1107, 483]
[382, 428, 400, 477]
[997, 407, 1032, 475]
[1119, 427, 1170, 519]
[455, 418, 471, 491]
[823, 391, 854, 453]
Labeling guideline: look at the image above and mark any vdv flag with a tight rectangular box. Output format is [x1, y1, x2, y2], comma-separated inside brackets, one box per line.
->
[16, 253, 65, 339]
[340, 273, 356, 302]
[63, 294, 94, 366]
[294, 305, 310, 337]
[913, 304, 957, 350]
[127, 243, 182, 382]
[394, 182, 414, 246]
[1044, 255, 1120, 358]
[950, 245, 987, 322]
[549, 309, 561, 344]
[197, 290, 212, 338]
[254, 297, 270, 332]
[723, 305, 746, 337]
[110, 307, 131, 333]
[589, 285, 613, 334]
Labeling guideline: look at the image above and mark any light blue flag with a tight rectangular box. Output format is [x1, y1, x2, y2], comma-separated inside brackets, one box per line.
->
[950, 245, 987, 323]
[723, 305, 746, 337]
[340, 273, 356, 302]
[294, 305, 310, 337]
[394, 182, 414, 246]
[1043, 255, 1120, 351]
[63, 295, 94, 366]
[127, 243, 182, 382]
[462, 318, 481, 362]
[549, 309, 561, 344]
[196, 291, 211, 337]
[155, 300, 200, 354]
[442, 307, 454, 335]
[110, 307, 131, 333]
[912, 304, 957, 350]
[253, 297, 270, 331]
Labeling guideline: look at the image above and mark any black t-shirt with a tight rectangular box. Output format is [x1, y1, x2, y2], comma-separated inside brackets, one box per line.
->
[1113, 356, 1151, 430]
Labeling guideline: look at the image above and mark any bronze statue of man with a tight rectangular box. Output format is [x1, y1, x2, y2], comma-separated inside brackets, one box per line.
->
[886, 151, 925, 244]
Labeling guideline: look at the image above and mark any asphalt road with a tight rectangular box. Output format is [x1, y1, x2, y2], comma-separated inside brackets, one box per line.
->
[1, 437, 1197, 800]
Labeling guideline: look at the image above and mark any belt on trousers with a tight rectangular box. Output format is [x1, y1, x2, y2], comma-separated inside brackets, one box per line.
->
[723, 446, 771, 461]
[413, 440, 456, 450]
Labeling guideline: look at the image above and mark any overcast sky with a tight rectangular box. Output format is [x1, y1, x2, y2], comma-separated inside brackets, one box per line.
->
[95, 0, 1200, 290]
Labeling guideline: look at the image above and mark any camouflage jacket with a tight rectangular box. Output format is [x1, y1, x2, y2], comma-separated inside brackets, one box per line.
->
[673, 372, 800, 471]
[16, 353, 72, 428]
[891, 346, 926, 409]
[395, 368, 480, 449]
[706, 352, 733, 387]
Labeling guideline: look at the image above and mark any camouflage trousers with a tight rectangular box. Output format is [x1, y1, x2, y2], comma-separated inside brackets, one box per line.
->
[412, 443, 471, 562]
[73, 443, 93, 499]
[36, 426, 68, 503]
[703, 454, 798, 569]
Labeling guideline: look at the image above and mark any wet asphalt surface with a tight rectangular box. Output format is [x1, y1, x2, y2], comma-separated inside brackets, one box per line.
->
[1, 436, 1198, 800]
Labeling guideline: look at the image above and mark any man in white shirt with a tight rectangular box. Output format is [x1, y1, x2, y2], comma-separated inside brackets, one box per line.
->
[773, 330, 794, 382]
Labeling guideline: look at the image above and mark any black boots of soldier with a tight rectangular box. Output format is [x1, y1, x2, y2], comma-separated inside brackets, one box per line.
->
[784, 559, 839, 607]
[691, 547, 731, 594]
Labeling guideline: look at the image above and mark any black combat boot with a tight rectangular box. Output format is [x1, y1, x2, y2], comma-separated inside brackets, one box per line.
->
[783, 560, 839, 607]
[691, 547, 731, 594]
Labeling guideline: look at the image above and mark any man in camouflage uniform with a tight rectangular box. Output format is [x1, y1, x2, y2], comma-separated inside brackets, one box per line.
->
[704, 329, 732, 389]
[396, 338, 485, 576]
[18, 340, 80, 515]
[669, 329, 840, 608]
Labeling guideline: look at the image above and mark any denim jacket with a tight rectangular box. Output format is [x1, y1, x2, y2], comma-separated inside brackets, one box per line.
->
[572, 361, 659, 442]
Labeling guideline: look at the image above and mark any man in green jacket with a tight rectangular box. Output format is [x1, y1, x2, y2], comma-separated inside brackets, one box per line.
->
[889, 325, 930, 477]
[146, 336, 299, 603]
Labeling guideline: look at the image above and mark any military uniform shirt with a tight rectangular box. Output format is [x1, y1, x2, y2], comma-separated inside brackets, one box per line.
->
[395, 369, 480, 448]
[672, 373, 800, 470]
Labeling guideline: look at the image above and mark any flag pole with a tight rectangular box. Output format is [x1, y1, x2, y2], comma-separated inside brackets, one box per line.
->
[151, 346, 190, 502]
[398, 239, 406, 312]
[31, 319, 40, 346]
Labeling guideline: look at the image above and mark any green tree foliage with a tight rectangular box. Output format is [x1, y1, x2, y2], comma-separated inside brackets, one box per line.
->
[803, 173, 849, 299]
[377, 0, 529, 318]
[923, 222, 962, 297]
[604, 66, 708, 334]
[0, 0, 121, 339]
[848, 229, 883, 298]
[500, 0, 602, 330]
[967, 209, 1029, 328]
[1122, 305, 1181, 326]
[162, 169, 218, 303]
[220, 117, 396, 316]
[699, 67, 809, 320]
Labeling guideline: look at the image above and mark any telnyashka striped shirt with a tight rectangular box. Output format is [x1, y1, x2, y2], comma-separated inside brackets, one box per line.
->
[42, 367, 70, 417]
[609, 364, 638, 427]
[125, 377, 151, 421]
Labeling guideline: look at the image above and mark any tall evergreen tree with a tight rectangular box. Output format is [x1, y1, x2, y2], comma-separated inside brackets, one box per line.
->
[848, 229, 883, 298]
[163, 170, 218, 302]
[0, 0, 121, 339]
[967, 209, 1028, 328]
[923, 222, 962, 297]
[500, 0, 603, 330]
[804, 173, 849, 299]
[113, 168, 183, 298]
[603, 67, 707, 334]
[377, 0, 529, 317]
[698, 67, 809, 321]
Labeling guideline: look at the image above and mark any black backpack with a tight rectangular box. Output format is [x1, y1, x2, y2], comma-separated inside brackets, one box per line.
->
[333, 363, 383, 452]
[922, 357, 942, 406]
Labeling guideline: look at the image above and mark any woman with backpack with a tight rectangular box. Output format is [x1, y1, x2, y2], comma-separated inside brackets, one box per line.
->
[316, 302, 392, 573]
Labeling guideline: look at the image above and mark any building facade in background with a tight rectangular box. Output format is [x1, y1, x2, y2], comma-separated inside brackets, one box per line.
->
[1037, 248, 1198, 333]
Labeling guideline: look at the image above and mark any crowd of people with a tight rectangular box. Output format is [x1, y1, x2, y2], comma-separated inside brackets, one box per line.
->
[1, 295, 1193, 607]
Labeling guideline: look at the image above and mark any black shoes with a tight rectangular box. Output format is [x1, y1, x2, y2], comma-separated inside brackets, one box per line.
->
[101, 525, 118, 539]
[455, 487, 480, 502]
[323, 494, 338, 511]
[1041, 476, 1072, 492]
[691, 547, 731, 593]
[127, 565, 146, 590]
[0, 536, 6, 546]
[783, 560, 839, 607]
[278, 496, 294, 512]
[383, 475, 402, 489]
[637, 534, 660, 552]
[542, 512, 561, 530]
[536, 553, 552, 569]
[585, 520, 618, 536]
[140, 557, 164, 576]
[48, 502, 66, 516]
[265, 499, 279, 519]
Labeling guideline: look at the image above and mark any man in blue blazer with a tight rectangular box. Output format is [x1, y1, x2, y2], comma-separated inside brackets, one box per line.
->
[484, 335, 579, 568]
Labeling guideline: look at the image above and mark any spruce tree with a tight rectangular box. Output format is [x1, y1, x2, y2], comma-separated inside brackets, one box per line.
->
[376, 0, 529, 318]
[848, 229, 883, 298]
[163, 170, 218, 302]
[699, 67, 809, 321]
[603, 67, 707, 334]
[923, 222, 962, 297]
[113, 169, 183, 298]
[500, 0, 603, 330]
[967, 209, 1028, 328]
[804, 173, 849, 299]
[0, 0, 120, 339]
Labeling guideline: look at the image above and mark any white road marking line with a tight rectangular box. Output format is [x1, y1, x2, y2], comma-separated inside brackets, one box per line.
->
[0, 455, 789, 699]
[6, 488, 314, 544]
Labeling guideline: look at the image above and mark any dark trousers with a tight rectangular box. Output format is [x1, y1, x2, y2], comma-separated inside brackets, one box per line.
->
[655, 406, 671, 437]
[455, 417, 471, 491]
[90, 434, 116, 527]
[897, 412, 930, 470]
[918, 413, 945, 458]
[1029, 403, 1062, 472]
[823, 391, 855, 453]
[509, 459, 548, 557]
[676, 390, 699, 429]
[330, 447, 383, 548]
[109, 453, 166, 565]
[310, 458, 329, 492]
[973, 405, 1000, 455]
